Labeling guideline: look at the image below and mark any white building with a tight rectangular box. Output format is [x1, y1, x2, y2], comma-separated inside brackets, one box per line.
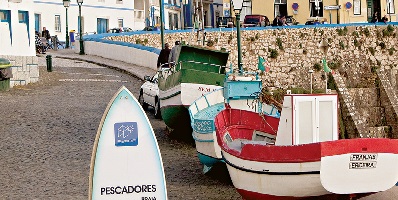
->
[33, 0, 137, 43]
[0, 0, 39, 87]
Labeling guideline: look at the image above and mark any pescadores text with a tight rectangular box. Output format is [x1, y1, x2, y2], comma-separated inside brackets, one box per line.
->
[101, 185, 156, 195]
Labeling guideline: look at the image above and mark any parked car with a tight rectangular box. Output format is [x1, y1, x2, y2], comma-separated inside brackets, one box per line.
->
[108, 27, 133, 33]
[217, 17, 235, 28]
[139, 71, 161, 118]
[243, 14, 270, 27]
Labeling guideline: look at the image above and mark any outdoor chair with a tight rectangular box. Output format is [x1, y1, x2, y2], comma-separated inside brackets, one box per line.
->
[51, 35, 64, 49]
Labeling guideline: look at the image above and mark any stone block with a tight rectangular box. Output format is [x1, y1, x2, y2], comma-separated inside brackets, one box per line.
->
[28, 64, 39, 78]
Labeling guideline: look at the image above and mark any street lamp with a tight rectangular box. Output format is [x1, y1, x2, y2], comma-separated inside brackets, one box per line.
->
[319, 38, 329, 93]
[231, 0, 243, 74]
[309, 69, 314, 94]
[77, 0, 84, 55]
[63, 0, 70, 49]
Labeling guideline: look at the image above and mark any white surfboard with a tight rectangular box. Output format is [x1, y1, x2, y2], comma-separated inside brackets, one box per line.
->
[89, 86, 167, 200]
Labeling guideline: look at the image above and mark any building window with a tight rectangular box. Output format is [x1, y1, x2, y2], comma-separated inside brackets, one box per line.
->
[0, 10, 11, 22]
[18, 11, 28, 23]
[118, 19, 123, 27]
[353, 0, 361, 15]
[55, 15, 61, 32]
[310, 0, 323, 17]
[387, 0, 395, 14]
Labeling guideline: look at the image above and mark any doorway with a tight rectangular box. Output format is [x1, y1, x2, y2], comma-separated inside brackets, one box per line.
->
[97, 18, 108, 34]
[275, 0, 287, 18]
[367, 0, 381, 22]
[34, 14, 41, 33]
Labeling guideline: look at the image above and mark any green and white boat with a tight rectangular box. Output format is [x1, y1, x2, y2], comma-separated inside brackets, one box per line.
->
[158, 45, 229, 137]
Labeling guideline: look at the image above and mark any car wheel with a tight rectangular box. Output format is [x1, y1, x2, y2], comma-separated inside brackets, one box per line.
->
[154, 98, 162, 119]
[139, 91, 148, 111]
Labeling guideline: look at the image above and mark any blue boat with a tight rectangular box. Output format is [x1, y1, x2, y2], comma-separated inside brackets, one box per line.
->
[188, 70, 280, 173]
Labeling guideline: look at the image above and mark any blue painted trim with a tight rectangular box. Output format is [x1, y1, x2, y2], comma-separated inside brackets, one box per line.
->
[33, 1, 134, 11]
[1, 10, 12, 44]
[187, 0, 192, 27]
[19, 11, 30, 46]
[210, 4, 214, 28]
[164, 3, 181, 9]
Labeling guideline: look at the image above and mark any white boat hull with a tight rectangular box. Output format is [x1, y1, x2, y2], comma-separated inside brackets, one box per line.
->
[223, 150, 398, 199]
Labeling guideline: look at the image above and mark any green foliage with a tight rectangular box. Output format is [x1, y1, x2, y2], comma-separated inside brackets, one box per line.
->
[247, 37, 256, 42]
[214, 38, 218, 43]
[319, 29, 324, 36]
[328, 60, 342, 70]
[376, 30, 382, 38]
[135, 38, 142, 44]
[352, 31, 359, 37]
[353, 39, 361, 47]
[379, 42, 386, 49]
[343, 26, 348, 33]
[337, 27, 348, 36]
[299, 43, 302, 49]
[300, 32, 305, 38]
[371, 65, 379, 74]
[255, 32, 260, 40]
[328, 38, 332, 43]
[339, 41, 345, 50]
[368, 47, 375, 56]
[387, 24, 394, 32]
[276, 38, 284, 50]
[206, 39, 214, 47]
[389, 47, 395, 55]
[375, 77, 381, 88]
[268, 48, 279, 59]
[313, 62, 322, 71]
[363, 27, 370, 37]
[376, 59, 381, 66]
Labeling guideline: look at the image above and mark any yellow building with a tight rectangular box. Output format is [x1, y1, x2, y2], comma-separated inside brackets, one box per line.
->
[233, 0, 398, 24]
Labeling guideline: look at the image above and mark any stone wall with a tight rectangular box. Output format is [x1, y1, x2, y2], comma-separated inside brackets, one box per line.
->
[107, 25, 398, 91]
[0, 55, 39, 88]
[103, 25, 398, 137]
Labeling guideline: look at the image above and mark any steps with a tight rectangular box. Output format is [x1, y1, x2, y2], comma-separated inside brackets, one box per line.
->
[376, 69, 398, 118]
[332, 72, 368, 136]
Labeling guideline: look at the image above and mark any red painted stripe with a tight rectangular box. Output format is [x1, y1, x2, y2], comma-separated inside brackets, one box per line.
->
[237, 189, 373, 200]
[320, 138, 398, 157]
[215, 110, 398, 163]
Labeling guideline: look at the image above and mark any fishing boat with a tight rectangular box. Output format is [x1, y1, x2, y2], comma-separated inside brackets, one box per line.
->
[215, 93, 398, 199]
[158, 44, 229, 138]
[188, 71, 280, 173]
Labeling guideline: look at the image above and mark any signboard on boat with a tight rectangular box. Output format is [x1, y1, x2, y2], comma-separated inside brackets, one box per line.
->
[349, 153, 378, 169]
[89, 86, 167, 200]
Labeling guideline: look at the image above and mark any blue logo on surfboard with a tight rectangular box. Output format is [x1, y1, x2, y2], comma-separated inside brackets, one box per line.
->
[114, 122, 138, 146]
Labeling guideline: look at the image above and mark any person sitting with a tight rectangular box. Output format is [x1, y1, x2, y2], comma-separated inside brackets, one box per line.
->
[272, 16, 283, 26]
[168, 41, 180, 67]
[381, 15, 389, 24]
[35, 31, 45, 54]
[157, 43, 171, 69]
[313, 19, 321, 25]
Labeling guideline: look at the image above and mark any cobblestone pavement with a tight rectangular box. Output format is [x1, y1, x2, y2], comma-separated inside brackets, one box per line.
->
[0, 55, 240, 200]
[0, 50, 397, 200]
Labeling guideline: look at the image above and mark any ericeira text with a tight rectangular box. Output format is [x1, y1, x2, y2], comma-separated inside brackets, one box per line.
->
[100, 185, 156, 195]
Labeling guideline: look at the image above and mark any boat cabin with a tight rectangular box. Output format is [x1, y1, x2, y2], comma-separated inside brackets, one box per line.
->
[275, 94, 339, 146]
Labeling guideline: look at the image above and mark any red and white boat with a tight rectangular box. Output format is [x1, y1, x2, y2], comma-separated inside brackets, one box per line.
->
[215, 94, 398, 199]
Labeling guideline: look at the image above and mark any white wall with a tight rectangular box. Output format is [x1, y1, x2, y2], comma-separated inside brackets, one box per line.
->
[34, 0, 135, 42]
[0, 0, 35, 56]
[75, 41, 158, 72]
